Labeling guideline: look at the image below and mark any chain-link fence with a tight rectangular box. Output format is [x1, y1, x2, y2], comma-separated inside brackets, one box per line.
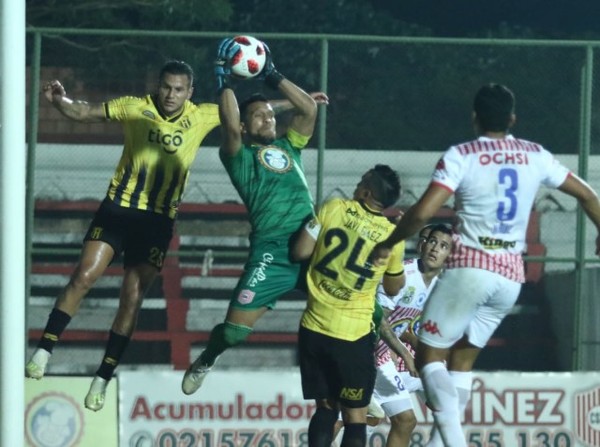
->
[26, 28, 600, 371]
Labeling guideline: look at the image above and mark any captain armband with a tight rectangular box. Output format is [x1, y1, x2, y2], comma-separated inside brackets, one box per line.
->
[305, 218, 321, 240]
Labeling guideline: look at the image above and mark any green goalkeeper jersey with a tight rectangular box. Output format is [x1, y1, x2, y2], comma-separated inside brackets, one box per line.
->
[220, 128, 315, 241]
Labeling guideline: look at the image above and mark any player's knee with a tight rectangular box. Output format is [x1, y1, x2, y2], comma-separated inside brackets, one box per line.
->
[389, 410, 417, 433]
[223, 321, 253, 347]
[366, 416, 382, 426]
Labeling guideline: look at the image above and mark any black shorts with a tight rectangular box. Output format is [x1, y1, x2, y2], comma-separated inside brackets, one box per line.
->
[298, 325, 376, 408]
[84, 198, 174, 270]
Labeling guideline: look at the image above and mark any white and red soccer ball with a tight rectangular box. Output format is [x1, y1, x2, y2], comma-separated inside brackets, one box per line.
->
[229, 35, 267, 79]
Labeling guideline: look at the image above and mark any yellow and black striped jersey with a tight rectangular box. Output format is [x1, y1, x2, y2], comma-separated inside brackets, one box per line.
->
[104, 95, 220, 219]
[301, 198, 405, 341]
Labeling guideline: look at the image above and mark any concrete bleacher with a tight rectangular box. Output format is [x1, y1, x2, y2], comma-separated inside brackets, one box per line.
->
[27, 198, 561, 375]
[28, 200, 310, 374]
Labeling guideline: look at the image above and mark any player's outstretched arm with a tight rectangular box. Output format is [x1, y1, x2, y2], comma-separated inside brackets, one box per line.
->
[382, 272, 405, 297]
[218, 88, 242, 157]
[270, 92, 329, 115]
[372, 183, 452, 266]
[558, 173, 600, 255]
[215, 37, 243, 157]
[43, 80, 106, 123]
[258, 41, 319, 137]
[277, 80, 318, 137]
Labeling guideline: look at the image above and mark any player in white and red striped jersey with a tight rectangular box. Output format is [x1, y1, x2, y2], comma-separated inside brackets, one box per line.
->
[371, 84, 600, 446]
[372, 224, 453, 447]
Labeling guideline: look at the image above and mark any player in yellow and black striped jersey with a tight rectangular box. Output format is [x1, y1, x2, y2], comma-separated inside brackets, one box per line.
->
[104, 94, 219, 218]
[25, 60, 220, 412]
[292, 165, 405, 447]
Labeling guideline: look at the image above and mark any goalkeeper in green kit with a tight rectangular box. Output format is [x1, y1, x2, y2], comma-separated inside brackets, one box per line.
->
[182, 38, 329, 394]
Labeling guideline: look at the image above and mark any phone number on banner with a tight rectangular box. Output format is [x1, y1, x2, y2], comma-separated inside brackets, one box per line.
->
[370, 429, 575, 447]
[128, 429, 309, 447]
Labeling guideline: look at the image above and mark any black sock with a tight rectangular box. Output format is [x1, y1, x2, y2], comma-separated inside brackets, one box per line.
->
[341, 423, 367, 447]
[308, 407, 339, 447]
[96, 330, 130, 381]
[37, 308, 72, 353]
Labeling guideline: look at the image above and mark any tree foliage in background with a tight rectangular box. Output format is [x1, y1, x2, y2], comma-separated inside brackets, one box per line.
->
[27, 0, 595, 152]
[27, 0, 233, 100]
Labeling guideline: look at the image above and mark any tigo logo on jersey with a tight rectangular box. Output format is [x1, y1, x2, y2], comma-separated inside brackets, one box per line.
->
[237, 289, 256, 304]
[148, 128, 184, 154]
[257, 147, 293, 173]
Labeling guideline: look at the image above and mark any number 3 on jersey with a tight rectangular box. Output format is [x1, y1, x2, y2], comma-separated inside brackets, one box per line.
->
[497, 168, 518, 221]
[314, 228, 374, 290]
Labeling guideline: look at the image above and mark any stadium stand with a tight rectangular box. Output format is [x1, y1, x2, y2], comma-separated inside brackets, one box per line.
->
[27, 200, 557, 374]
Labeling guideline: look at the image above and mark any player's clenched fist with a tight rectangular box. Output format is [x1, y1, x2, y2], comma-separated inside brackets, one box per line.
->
[43, 80, 67, 104]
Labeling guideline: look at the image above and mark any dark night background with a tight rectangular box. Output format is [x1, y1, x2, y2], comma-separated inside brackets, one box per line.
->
[369, 0, 600, 38]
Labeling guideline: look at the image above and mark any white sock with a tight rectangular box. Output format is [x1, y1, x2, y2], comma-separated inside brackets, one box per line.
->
[425, 371, 472, 447]
[425, 425, 444, 447]
[449, 370, 473, 415]
[421, 362, 466, 447]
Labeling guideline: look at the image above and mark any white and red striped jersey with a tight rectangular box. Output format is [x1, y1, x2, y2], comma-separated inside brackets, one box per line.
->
[374, 258, 438, 369]
[432, 135, 570, 282]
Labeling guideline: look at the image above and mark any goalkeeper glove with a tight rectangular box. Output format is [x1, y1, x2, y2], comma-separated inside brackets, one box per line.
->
[215, 37, 240, 94]
[257, 41, 285, 90]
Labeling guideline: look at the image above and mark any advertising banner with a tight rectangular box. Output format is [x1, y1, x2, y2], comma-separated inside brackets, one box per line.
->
[25, 376, 118, 447]
[119, 370, 600, 447]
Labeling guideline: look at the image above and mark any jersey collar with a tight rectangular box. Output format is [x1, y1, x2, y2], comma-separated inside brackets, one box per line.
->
[152, 95, 186, 122]
[358, 200, 383, 216]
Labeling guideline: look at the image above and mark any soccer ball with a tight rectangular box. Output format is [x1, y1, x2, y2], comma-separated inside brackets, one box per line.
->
[230, 35, 267, 79]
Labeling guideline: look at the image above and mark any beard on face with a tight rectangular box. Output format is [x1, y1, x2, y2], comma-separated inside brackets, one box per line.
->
[248, 129, 276, 146]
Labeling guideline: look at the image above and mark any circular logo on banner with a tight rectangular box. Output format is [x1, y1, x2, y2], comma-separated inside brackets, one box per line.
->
[257, 146, 293, 173]
[588, 405, 600, 430]
[25, 392, 84, 447]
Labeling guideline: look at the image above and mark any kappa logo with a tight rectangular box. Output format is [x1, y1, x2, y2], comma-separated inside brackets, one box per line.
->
[421, 319, 442, 336]
[257, 147, 293, 173]
[575, 386, 600, 446]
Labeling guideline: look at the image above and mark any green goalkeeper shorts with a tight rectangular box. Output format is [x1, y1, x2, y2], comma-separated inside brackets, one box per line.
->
[229, 239, 303, 310]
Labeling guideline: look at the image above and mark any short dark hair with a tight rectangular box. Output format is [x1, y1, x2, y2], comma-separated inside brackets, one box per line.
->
[239, 93, 269, 123]
[473, 83, 515, 132]
[418, 224, 436, 240]
[368, 164, 401, 208]
[159, 60, 194, 85]
[427, 223, 453, 239]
